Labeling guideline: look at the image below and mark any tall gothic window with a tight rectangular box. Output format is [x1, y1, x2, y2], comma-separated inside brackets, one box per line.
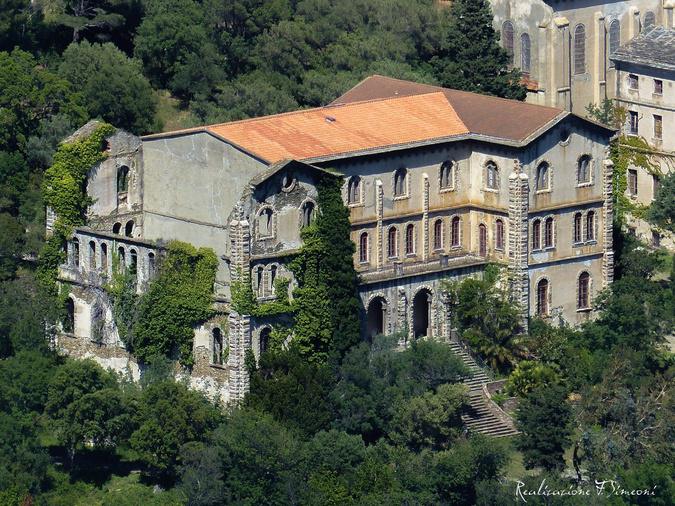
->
[586, 211, 596, 241]
[394, 168, 407, 197]
[301, 201, 315, 228]
[502, 21, 514, 64]
[544, 217, 554, 248]
[609, 20, 620, 68]
[536, 279, 549, 316]
[479, 224, 487, 257]
[100, 243, 108, 271]
[89, 241, 96, 269]
[536, 162, 550, 190]
[270, 265, 277, 292]
[440, 161, 455, 189]
[256, 266, 263, 296]
[259, 208, 273, 237]
[451, 216, 460, 247]
[359, 232, 368, 263]
[573, 213, 582, 243]
[532, 219, 541, 250]
[577, 155, 591, 184]
[486, 161, 499, 190]
[405, 224, 415, 255]
[212, 328, 223, 365]
[348, 176, 361, 204]
[117, 165, 129, 193]
[433, 219, 443, 250]
[495, 219, 504, 250]
[521, 33, 531, 74]
[578, 272, 591, 309]
[574, 24, 586, 74]
[387, 227, 398, 258]
[71, 238, 80, 267]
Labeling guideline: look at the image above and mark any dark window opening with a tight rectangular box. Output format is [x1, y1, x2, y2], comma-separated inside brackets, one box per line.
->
[578, 272, 590, 309]
[405, 224, 415, 255]
[537, 279, 549, 316]
[388, 227, 398, 258]
[301, 201, 315, 228]
[367, 297, 386, 340]
[125, 220, 134, 237]
[259, 327, 271, 354]
[348, 176, 361, 204]
[212, 328, 224, 365]
[359, 233, 368, 263]
[496, 219, 504, 250]
[412, 289, 432, 338]
[394, 168, 407, 197]
[479, 224, 487, 257]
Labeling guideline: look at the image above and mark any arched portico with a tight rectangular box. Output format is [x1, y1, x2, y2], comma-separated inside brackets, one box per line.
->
[412, 288, 432, 338]
[366, 296, 387, 339]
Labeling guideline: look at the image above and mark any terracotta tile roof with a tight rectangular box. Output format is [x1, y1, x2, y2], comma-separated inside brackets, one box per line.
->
[205, 92, 469, 163]
[331, 75, 564, 143]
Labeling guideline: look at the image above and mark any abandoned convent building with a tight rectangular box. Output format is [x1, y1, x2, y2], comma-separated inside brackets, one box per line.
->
[55, 76, 614, 402]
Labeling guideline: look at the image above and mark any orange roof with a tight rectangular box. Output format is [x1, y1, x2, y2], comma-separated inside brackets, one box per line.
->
[206, 92, 469, 163]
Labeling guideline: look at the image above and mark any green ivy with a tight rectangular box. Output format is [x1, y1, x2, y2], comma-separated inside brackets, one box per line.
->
[131, 241, 218, 367]
[230, 269, 256, 315]
[105, 252, 138, 348]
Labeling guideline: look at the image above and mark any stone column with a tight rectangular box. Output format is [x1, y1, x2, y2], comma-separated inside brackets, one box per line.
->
[397, 288, 408, 346]
[508, 160, 530, 332]
[601, 159, 614, 287]
[441, 290, 453, 342]
[422, 173, 429, 261]
[375, 180, 384, 270]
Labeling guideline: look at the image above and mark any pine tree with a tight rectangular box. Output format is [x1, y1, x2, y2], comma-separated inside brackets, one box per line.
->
[431, 0, 526, 100]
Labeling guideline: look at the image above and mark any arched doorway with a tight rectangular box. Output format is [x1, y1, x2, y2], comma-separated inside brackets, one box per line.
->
[366, 297, 387, 339]
[412, 289, 432, 338]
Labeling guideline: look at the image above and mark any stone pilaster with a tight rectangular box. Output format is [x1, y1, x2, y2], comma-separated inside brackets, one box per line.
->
[601, 159, 614, 287]
[422, 173, 429, 261]
[508, 160, 530, 331]
[227, 311, 251, 402]
[441, 291, 453, 342]
[376, 180, 384, 269]
[397, 288, 408, 345]
[228, 204, 251, 281]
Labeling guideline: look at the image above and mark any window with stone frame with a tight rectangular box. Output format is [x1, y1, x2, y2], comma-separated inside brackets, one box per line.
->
[532, 219, 541, 250]
[486, 161, 499, 190]
[609, 20, 620, 68]
[586, 211, 596, 241]
[536, 162, 550, 191]
[359, 232, 368, 263]
[577, 155, 592, 184]
[451, 216, 461, 248]
[387, 227, 398, 258]
[573, 213, 582, 243]
[439, 161, 455, 190]
[348, 176, 361, 204]
[255, 266, 264, 297]
[258, 208, 273, 237]
[212, 328, 224, 365]
[653, 174, 661, 199]
[577, 272, 591, 309]
[495, 219, 505, 250]
[269, 265, 277, 293]
[301, 201, 315, 228]
[653, 115, 662, 140]
[628, 169, 638, 196]
[520, 33, 531, 74]
[394, 168, 408, 197]
[628, 111, 639, 135]
[479, 224, 487, 257]
[628, 74, 639, 90]
[536, 279, 549, 316]
[433, 219, 443, 250]
[503, 21, 514, 64]
[71, 238, 80, 267]
[574, 24, 586, 74]
[544, 217, 554, 248]
[654, 79, 663, 95]
[117, 165, 129, 193]
[405, 224, 415, 255]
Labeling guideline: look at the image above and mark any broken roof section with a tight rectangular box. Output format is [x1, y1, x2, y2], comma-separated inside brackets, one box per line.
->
[611, 25, 675, 72]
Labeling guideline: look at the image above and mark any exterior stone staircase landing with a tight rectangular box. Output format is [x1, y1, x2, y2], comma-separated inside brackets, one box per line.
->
[448, 340, 520, 438]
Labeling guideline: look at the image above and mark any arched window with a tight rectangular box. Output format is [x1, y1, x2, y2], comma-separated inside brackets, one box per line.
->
[578, 272, 591, 309]
[359, 232, 368, 263]
[112, 222, 121, 234]
[573, 213, 583, 243]
[100, 243, 108, 271]
[255, 266, 263, 297]
[451, 216, 461, 247]
[537, 279, 549, 316]
[270, 265, 277, 293]
[258, 208, 273, 237]
[440, 161, 455, 190]
[260, 327, 271, 354]
[117, 165, 129, 193]
[609, 20, 620, 68]
[479, 224, 487, 256]
[544, 218, 554, 248]
[486, 161, 499, 190]
[644, 11, 656, 28]
[64, 297, 75, 334]
[394, 168, 407, 197]
[125, 220, 134, 238]
[586, 211, 596, 241]
[532, 219, 541, 250]
[495, 219, 504, 250]
[536, 162, 550, 191]
[521, 33, 531, 73]
[301, 201, 315, 228]
[348, 176, 360, 204]
[577, 155, 591, 184]
[212, 328, 223, 365]
[502, 21, 514, 64]
[387, 227, 398, 258]
[574, 24, 586, 75]
[89, 241, 96, 269]
[117, 246, 125, 271]
[433, 219, 443, 250]
[405, 224, 415, 255]
[71, 238, 80, 267]
[148, 252, 155, 275]
[129, 249, 138, 274]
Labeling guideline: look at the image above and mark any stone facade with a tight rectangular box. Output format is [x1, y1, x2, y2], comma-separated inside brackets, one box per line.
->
[54, 78, 614, 402]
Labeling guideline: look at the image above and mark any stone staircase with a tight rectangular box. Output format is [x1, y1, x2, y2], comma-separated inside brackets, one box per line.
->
[448, 340, 519, 438]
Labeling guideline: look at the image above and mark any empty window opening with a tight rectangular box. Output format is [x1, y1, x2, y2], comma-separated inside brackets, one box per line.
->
[348, 176, 361, 204]
[366, 297, 387, 340]
[412, 289, 433, 339]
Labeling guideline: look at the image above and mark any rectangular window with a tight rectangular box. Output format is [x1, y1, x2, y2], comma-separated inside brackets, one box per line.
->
[628, 111, 639, 135]
[654, 79, 663, 95]
[653, 174, 661, 198]
[628, 169, 638, 196]
[628, 74, 639, 90]
[654, 115, 662, 139]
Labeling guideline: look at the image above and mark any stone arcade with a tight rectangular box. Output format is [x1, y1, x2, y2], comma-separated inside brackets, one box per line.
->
[53, 76, 614, 403]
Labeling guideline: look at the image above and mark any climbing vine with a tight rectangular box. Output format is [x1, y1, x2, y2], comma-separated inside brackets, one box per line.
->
[37, 122, 116, 293]
[105, 252, 138, 348]
[130, 241, 218, 367]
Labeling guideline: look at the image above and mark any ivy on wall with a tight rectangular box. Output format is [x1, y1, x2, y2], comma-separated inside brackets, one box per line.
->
[131, 241, 218, 367]
[105, 252, 138, 348]
[37, 122, 116, 293]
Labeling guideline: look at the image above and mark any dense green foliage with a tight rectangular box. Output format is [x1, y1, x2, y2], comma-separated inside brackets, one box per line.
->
[649, 171, 675, 234]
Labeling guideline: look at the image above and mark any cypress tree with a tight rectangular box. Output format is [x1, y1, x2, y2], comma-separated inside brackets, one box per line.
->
[431, 0, 526, 100]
